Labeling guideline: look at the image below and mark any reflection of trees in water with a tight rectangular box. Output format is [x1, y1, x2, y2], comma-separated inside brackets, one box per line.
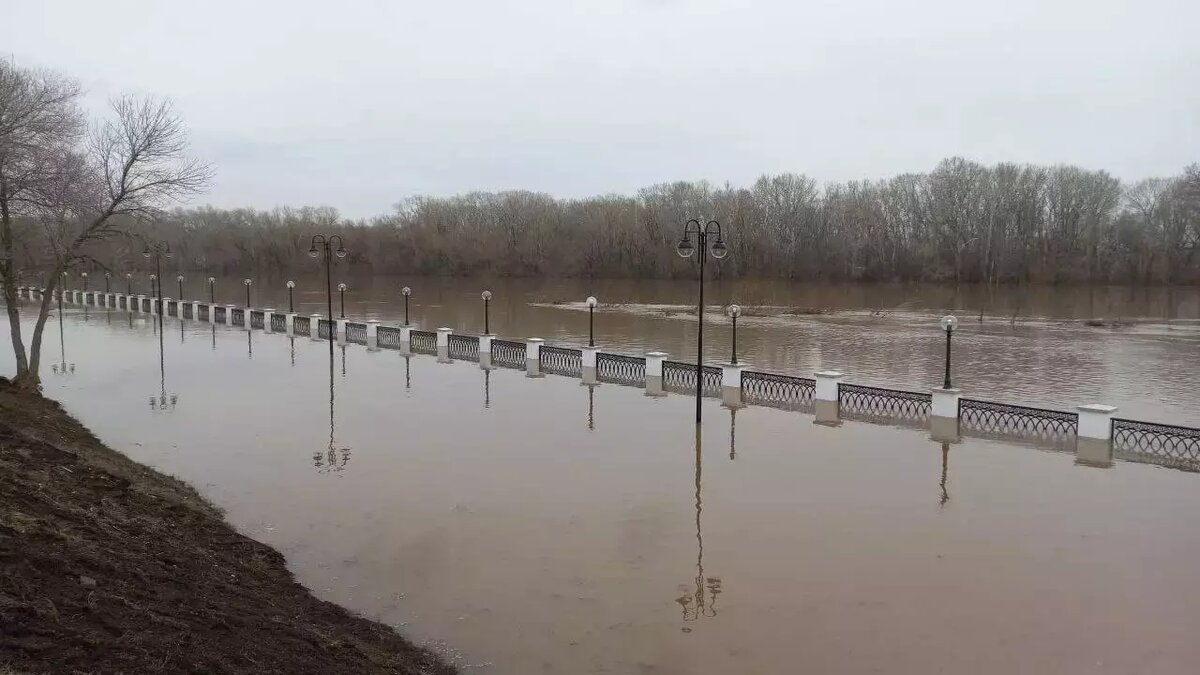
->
[676, 427, 722, 625]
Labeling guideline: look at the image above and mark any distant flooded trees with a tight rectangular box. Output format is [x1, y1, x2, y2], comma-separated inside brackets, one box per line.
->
[116, 158, 1197, 284]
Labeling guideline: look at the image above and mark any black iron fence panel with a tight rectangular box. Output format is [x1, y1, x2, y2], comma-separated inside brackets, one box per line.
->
[250, 310, 264, 329]
[448, 333, 479, 360]
[183, 303, 194, 319]
[742, 371, 816, 410]
[839, 383, 931, 424]
[540, 345, 582, 377]
[214, 306, 227, 323]
[143, 298, 152, 312]
[959, 398, 1078, 442]
[318, 319, 334, 340]
[377, 325, 402, 349]
[293, 315, 310, 334]
[597, 352, 646, 386]
[492, 339, 526, 368]
[119, 296, 127, 309]
[662, 360, 721, 396]
[231, 308, 245, 327]
[346, 321, 367, 344]
[1112, 418, 1200, 472]
[411, 329, 437, 353]
[270, 312, 286, 331]
[199, 304, 210, 321]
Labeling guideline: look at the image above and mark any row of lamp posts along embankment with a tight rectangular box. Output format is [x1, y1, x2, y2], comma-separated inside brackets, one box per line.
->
[22, 220, 1153, 468]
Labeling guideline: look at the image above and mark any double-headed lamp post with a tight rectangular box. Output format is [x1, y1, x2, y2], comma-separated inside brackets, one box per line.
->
[586, 296, 598, 347]
[481, 290, 492, 334]
[243, 278, 252, 307]
[676, 219, 729, 423]
[337, 283, 348, 318]
[286, 280, 295, 313]
[940, 315, 958, 389]
[402, 286, 411, 326]
[308, 234, 347, 343]
[727, 304, 741, 365]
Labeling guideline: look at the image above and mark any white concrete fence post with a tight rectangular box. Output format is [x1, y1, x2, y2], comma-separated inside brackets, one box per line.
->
[399, 325, 412, 353]
[226, 304, 236, 327]
[525, 337, 545, 377]
[366, 319, 379, 350]
[336, 318, 348, 340]
[721, 362, 748, 408]
[814, 370, 844, 425]
[1076, 404, 1118, 468]
[310, 314, 323, 340]
[645, 351, 668, 397]
[582, 346, 599, 385]
[136, 295, 145, 312]
[479, 334, 494, 355]
[437, 327, 453, 362]
[285, 313, 297, 336]
[263, 309, 275, 333]
[930, 387, 962, 442]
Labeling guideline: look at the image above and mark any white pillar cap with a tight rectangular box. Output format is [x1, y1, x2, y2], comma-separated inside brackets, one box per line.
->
[646, 350, 668, 357]
[815, 370, 843, 378]
[1077, 404, 1118, 414]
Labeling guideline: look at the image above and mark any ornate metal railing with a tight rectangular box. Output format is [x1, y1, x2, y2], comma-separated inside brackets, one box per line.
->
[540, 345, 582, 377]
[410, 329, 437, 354]
[292, 315, 310, 335]
[214, 306, 226, 323]
[231, 308, 245, 327]
[742, 371, 815, 410]
[448, 334, 479, 360]
[377, 325, 403, 349]
[166, 300, 177, 317]
[182, 302, 194, 320]
[492, 338, 526, 368]
[662, 360, 721, 396]
[838, 383, 931, 424]
[959, 399, 1077, 443]
[597, 352, 646, 386]
[250, 310, 265, 329]
[142, 298, 152, 312]
[318, 319, 334, 340]
[1112, 419, 1200, 472]
[198, 304, 209, 321]
[270, 313, 286, 332]
[119, 296, 127, 309]
[345, 321, 367, 344]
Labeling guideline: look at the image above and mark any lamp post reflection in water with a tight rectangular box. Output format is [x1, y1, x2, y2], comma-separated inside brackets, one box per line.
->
[939, 441, 951, 507]
[149, 314, 177, 412]
[675, 427, 722, 626]
[315, 341, 350, 474]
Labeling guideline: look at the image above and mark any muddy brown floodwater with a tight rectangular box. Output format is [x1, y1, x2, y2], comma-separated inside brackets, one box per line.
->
[4, 280, 1200, 673]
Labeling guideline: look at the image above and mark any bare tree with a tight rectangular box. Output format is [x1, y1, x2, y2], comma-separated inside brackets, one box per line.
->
[1, 75, 211, 390]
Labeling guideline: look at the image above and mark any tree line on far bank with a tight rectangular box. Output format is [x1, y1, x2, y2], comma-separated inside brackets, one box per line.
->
[69, 159, 1199, 286]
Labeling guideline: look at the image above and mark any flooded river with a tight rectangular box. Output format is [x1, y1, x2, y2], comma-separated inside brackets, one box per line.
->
[4, 282, 1200, 673]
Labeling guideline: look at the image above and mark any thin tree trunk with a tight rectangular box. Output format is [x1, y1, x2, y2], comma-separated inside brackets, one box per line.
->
[0, 175, 31, 379]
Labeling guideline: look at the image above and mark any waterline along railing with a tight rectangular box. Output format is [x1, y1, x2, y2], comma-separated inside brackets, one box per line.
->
[27, 286, 1200, 473]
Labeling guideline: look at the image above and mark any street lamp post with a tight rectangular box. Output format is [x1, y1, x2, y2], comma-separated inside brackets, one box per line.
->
[337, 283, 347, 318]
[177, 275, 184, 300]
[727, 304, 741, 365]
[481, 290, 492, 334]
[676, 219, 729, 423]
[940, 315, 958, 389]
[149, 273, 157, 299]
[243, 278, 252, 307]
[402, 286, 411, 325]
[308, 234, 347, 343]
[286, 280, 295, 313]
[208, 277, 215, 303]
[81, 272, 88, 294]
[143, 242, 172, 379]
[104, 272, 111, 294]
[586, 296, 597, 347]
[125, 273, 132, 296]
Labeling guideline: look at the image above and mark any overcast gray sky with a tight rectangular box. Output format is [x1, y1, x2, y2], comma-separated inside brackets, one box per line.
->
[3, 0, 1197, 218]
